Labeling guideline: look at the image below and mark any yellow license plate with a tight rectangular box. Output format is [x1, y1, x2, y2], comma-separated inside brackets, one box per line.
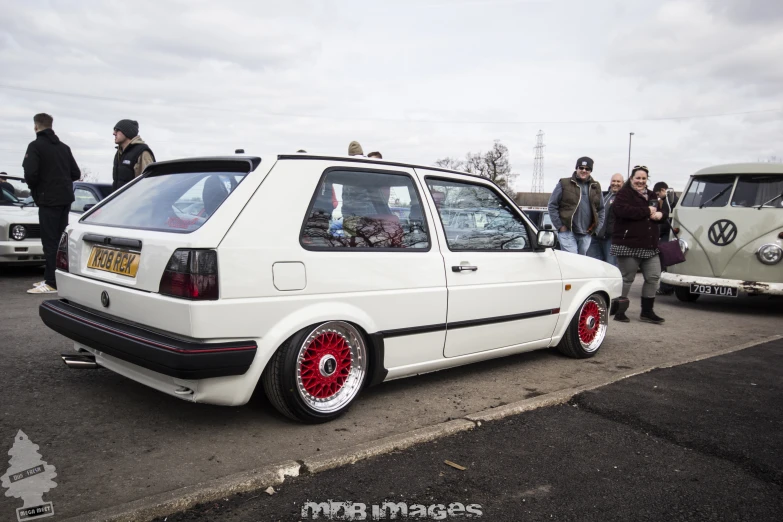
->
[87, 246, 140, 278]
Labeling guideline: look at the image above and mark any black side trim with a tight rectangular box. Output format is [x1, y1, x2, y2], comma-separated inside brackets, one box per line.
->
[39, 300, 257, 379]
[381, 308, 556, 339]
[365, 333, 388, 387]
[277, 154, 472, 177]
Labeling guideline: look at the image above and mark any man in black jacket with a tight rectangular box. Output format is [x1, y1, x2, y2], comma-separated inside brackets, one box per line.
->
[653, 181, 679, 296]
[112, 119, 154, 192]
[23, 113, 81, 294]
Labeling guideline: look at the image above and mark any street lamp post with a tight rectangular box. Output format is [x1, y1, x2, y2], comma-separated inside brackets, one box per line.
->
[627, 132, 635, 177]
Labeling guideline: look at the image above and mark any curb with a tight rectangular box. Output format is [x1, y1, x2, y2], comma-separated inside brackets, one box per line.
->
[63, 334, 781, 521]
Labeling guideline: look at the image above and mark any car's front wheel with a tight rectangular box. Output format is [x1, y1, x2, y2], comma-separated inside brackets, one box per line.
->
[262, 321, 368, 423]
[674, 286, 700, 302]
[556, 293, 608, 358]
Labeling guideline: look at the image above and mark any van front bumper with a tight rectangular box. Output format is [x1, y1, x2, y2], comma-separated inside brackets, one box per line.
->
[40, 299, 258, 378]
[660, 273, 783, 296]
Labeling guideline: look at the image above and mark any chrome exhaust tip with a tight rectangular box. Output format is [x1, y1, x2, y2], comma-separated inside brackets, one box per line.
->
[61, 354, 100, 369]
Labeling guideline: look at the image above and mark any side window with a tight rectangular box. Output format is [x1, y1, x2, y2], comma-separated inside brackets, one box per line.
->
[427, 179, 531, 251]
[71, 188, 99, 212]
[301, 170, 430, 250]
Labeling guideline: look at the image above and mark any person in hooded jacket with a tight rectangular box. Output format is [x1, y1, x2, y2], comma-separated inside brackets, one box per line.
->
[610, 166, 668, 324]
[22, 113, 81, 294]
[112, 119, 155, 192]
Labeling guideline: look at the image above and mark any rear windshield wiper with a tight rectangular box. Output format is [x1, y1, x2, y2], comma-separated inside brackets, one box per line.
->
[699, 186, 731, 208]
[756, 191, 783, 210]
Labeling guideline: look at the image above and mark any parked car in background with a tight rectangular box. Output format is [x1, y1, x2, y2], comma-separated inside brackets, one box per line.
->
[70, 181, 113, 220]
[1, 175, 44, 266]
[41, 154, 626, 424]
[662, 163, 783, 301]
[520, 206, 560, 250]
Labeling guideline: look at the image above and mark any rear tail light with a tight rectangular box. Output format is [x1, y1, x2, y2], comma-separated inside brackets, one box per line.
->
[159, 249, 218, 300]
[56, 233, 69, 272]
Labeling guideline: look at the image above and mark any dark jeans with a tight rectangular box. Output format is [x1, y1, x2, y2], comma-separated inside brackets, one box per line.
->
[39, 205, 70, 288]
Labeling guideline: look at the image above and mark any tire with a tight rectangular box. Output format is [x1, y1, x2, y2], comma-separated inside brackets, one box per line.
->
[262, 321, 369, 424]
[674, 286, 700, 302]
[556, 293, 608, 359]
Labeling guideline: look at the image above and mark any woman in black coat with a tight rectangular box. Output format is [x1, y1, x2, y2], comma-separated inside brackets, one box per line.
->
[610, 166, 668, 324]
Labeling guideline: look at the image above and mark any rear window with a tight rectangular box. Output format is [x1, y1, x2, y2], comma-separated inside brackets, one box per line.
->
[83, 171, 246, 232]
[680, 176, 735, 208]
[731, 175, 783, 208]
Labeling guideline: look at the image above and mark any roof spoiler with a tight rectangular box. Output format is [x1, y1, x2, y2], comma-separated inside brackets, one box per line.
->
[145, 156, 262, 176]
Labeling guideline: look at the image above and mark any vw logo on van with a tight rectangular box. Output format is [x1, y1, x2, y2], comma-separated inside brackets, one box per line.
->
[708, 219, 737, 246]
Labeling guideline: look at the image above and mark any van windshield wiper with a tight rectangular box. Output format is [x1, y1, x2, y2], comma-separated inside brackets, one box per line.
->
[699, 186, 731, 208]
[756, 191, 783, 210]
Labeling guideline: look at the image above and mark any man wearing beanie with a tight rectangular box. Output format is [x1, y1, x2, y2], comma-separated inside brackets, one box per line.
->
[547, 156, 605, 255]
[112, 119, 155, 192]
[347, 140, 365, 157]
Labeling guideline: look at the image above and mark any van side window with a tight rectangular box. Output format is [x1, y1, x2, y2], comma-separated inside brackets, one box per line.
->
[301, 170, 430, 250]
[426, 178, 531, 251]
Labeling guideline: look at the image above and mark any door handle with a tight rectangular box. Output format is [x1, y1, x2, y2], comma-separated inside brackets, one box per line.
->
[452, 265, 478, 272]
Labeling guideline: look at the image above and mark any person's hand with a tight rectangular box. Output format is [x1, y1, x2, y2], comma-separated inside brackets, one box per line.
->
[649, 206, 657, 216]
[559, 226, 568, 232]
[651, 211, 663, 221]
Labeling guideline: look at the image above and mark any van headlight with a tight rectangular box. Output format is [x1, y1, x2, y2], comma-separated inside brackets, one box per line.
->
[756, 244, 782, 265]
[678, 238, 689, 254]
[11, 224, 27, 241]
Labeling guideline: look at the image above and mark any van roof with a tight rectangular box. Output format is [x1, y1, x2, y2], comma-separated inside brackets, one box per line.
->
[693, 163, 783, 176]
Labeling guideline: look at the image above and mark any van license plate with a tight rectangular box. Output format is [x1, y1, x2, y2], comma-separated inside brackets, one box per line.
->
[689, 283, 738, 297]
[87, 246, 140, 278]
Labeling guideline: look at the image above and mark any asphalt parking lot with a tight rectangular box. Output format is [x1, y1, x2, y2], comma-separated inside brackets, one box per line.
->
[1, 265, 781, 520]
[157, 338, 783, 522]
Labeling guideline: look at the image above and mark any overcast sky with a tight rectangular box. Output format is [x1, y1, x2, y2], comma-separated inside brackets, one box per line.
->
[1, 0, 781, 192]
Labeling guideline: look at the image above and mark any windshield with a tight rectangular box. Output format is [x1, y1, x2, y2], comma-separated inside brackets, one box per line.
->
[731, 175, 783, 208]
[0, 177, 31, 205]
[680, 176, 735, 208]
[83, 171, 247, 232]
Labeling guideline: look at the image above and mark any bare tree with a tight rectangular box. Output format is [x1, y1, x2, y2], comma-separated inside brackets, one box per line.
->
[435, 140, 518, 199]
[79, 167, 99, 182]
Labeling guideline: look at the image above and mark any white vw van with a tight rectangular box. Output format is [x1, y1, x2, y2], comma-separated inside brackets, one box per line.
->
[662, 163, 783, 301]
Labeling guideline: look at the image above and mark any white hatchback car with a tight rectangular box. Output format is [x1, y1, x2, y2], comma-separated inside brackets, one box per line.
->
[40, 154, 627, 423]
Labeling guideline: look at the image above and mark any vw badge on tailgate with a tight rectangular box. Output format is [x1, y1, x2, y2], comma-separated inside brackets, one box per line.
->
[101, 291, 110, 308]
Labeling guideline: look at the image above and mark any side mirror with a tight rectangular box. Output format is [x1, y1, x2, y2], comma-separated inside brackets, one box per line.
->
[82, 204, 96, 212]
[537, 229, 556, 248]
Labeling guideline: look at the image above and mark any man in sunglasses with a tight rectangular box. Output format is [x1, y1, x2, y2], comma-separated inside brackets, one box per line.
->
[547, 156, 605, 255]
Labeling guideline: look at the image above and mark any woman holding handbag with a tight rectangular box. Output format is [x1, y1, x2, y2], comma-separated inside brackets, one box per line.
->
[610, 166, 668, 324]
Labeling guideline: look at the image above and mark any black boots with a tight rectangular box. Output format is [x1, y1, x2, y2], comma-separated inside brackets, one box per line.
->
[640, 297, 665, 324]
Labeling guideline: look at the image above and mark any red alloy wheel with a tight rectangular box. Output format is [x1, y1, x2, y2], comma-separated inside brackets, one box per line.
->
[578, 300, 600, 344]
[299, 331, 353, 399]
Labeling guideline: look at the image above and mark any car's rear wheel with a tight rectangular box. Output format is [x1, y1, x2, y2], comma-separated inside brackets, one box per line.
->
[556, 293, 608, 359]
[674, 286, 700, 302]
[262, 321, 368, 423]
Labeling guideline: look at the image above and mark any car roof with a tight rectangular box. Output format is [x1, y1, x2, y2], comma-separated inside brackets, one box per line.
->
[693, 163, 783, 176]
[276, 153, 474, 177]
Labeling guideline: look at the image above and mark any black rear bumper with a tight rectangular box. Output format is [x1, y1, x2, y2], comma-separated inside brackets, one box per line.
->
[40, 299, 257, 379]
[610, 297, 629, 316]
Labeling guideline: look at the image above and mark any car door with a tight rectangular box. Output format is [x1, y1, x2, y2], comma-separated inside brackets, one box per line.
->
[418, 171, 563, 358]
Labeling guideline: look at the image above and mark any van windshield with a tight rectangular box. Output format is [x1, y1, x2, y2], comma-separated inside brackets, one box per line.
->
[83, 171, 247, 232]
[731, 175, 783, 208]
[680, 176, 735, 208]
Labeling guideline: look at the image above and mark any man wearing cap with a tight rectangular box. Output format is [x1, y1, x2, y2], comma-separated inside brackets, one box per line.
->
[112, 119, 155, 192]
[547, 156, 605, 255]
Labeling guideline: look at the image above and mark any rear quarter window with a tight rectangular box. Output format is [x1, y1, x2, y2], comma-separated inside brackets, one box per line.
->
[83, 171, 246, 232]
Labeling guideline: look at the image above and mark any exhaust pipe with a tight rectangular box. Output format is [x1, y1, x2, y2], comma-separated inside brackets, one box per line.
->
[61, 354, 100, 369]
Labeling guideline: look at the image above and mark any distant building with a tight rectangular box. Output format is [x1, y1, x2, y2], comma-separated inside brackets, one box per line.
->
[515, 192, 551, 208]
